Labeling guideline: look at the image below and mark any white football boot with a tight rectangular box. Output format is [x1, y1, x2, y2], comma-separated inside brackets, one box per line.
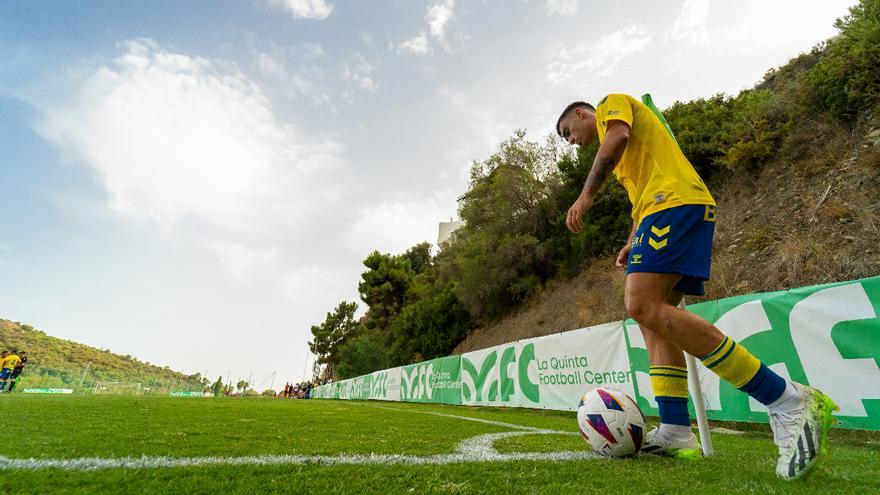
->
[641, 427, 702, 459]
[769, 383, 838, 480]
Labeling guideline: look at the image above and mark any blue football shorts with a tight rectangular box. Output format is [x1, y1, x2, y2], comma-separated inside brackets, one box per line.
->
[626, 204, 716, 296]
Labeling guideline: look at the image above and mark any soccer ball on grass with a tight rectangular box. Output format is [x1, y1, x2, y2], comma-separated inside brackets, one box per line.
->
[576, 387, 646, 457]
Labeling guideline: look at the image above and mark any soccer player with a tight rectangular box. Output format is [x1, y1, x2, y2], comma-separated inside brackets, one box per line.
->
[0, 349, 22, 392]
[7, 352, 27, 393]
[0, 350, 6, 389]
[556, 94, 837, 480]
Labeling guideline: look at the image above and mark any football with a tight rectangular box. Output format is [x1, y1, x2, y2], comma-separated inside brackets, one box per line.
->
[576, 387, 646, 457]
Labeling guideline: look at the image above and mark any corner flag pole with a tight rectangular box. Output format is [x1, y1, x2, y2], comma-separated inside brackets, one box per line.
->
[680, 298, 714, 456]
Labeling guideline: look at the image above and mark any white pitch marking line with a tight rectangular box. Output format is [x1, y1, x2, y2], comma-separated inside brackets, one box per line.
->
[359, 403, 556, 432]
[0, 404, 594, 471]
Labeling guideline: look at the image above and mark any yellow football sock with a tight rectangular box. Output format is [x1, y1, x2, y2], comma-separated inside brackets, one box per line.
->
[701, 336, 761, 388]
[650, 365, 689, 399]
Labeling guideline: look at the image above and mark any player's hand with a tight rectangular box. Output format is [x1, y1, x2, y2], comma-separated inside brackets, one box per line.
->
[615, 243, 632, 268]
[566, 196, 593, 233]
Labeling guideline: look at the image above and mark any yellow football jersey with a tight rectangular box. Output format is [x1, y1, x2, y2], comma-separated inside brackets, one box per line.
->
[595, 93, 715, 223]
[2, 354, 19, 369]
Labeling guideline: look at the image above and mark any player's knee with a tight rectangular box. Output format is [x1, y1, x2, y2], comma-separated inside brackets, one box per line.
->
[626, 298, 662, 328]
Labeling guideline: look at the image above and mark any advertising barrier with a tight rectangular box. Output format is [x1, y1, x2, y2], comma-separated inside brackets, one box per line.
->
[23, 388, 74, 394]
[401, 356, 461, 404]
[312, 276, 880, 430]
[458, 322, 633, 410]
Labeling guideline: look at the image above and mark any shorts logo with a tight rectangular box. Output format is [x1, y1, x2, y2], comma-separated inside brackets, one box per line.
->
[631, 254, 643, 264]
[632, 233, 644, 248]
[704, 205, 717, 222]
[649, 225, 670, 250]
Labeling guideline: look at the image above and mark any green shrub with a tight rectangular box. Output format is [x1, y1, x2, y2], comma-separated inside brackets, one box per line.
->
[387, 285, 471, 365]
[336, 334, 390, 379]
[807, 0, 880, 119]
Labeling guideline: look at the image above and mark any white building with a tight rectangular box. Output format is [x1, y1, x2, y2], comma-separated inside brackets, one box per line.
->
[437, 218, 465, 247]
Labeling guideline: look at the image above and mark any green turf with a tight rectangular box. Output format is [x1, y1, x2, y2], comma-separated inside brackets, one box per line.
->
[1, 395, 877, 494]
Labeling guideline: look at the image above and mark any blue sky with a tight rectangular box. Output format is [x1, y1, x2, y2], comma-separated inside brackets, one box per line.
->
[0, 0, 858, 387]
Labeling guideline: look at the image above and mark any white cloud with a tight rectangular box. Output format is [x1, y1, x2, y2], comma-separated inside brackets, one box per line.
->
[267, 0, 333, 20]
[398, 0, 457, 56]
[35, 39, 345, 273]
[343, 53, 377, 94]
[254, 48, 334, 108]
[398, 32, 432, 55]
[546, 24, 653, 86]
[666, 0, 712, 43]
[545, 0, 579, 16]
[427, 0, 455, 39]
[254, 43, 376, 107]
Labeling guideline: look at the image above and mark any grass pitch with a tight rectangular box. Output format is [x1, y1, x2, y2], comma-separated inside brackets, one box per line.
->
[0, 396, 877, 494]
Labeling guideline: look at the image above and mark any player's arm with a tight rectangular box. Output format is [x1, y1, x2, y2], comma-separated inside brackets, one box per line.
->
[566, 120, 631, 233]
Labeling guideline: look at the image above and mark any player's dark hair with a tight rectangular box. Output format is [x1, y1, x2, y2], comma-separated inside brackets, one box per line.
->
[556, 101, 595, 136]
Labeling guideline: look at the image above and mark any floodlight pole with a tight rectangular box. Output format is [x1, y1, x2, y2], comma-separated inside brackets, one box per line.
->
[680, 298, 714, 457]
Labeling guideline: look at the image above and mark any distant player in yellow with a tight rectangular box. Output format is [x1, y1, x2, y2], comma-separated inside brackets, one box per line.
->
[7, 351, 28, 393]
[556, 94, 837, 480]
[0, 349, 22, 392]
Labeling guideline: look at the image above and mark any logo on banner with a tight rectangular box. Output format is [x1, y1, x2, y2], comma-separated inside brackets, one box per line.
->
[371, 371, 388, 398]
[402, 362, 434, 400]
[401, 359, 461, 401]
[461, 344, 540, 403]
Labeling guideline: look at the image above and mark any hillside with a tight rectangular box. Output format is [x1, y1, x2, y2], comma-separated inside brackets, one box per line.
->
[0, 319, 205, 393]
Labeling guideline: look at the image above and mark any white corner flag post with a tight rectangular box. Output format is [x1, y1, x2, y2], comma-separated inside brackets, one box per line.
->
[680, 297, 714, 456]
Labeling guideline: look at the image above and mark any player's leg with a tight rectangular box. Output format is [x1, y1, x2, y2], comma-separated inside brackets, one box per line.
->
[626, 273, 725, 356]
[639, 288, 702, 457]
[627, 271, 837, 478]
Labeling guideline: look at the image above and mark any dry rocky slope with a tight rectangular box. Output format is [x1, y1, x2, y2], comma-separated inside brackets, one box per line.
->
[453, 117, 880, 354]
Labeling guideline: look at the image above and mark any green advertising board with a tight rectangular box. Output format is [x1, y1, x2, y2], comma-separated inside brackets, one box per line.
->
[23, 388, 73, 394]
[400, 356, 461, 404]
[312, 276, 880, 430]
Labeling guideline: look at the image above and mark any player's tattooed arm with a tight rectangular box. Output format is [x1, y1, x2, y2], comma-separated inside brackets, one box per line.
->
[580, 120, 631, 200]
[566, 119, 631, 233]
